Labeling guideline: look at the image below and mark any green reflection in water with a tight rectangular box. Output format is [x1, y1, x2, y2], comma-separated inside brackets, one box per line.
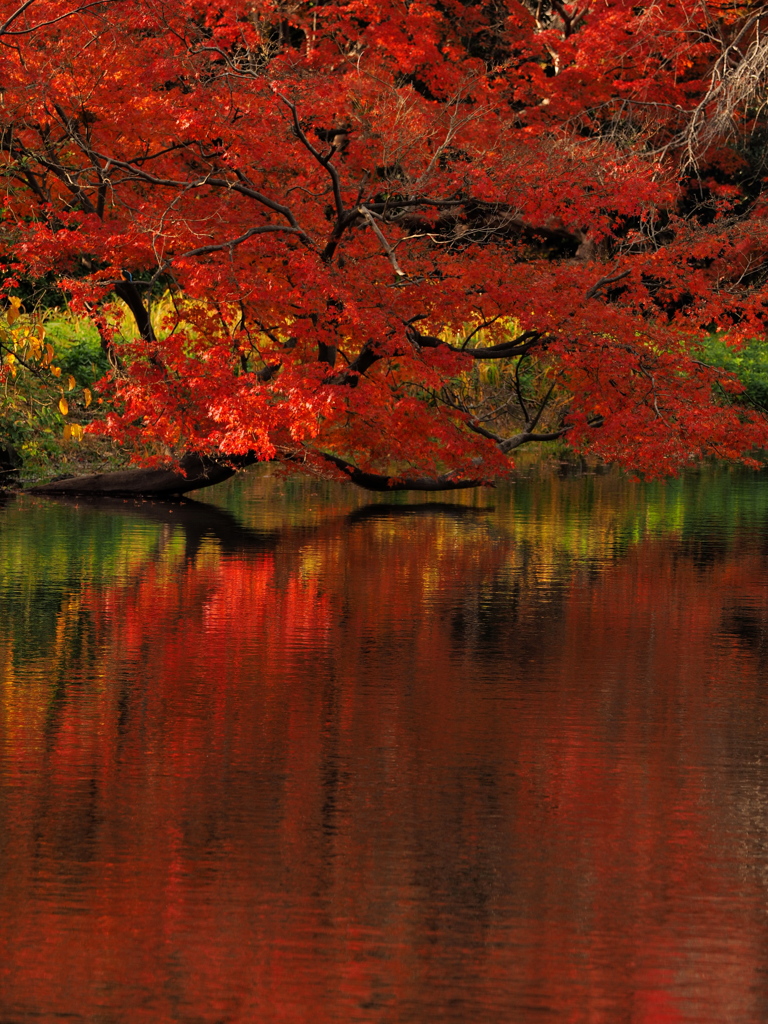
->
[2, 465, 768, 668]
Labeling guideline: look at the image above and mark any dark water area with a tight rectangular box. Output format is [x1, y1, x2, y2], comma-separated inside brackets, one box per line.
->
[2, 468, 768, 1023]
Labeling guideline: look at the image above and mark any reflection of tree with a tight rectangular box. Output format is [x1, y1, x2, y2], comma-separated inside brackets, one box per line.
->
[348, 501, 491, 523]
[51, 494, 282, 558]
[2, 476, 768, 1022]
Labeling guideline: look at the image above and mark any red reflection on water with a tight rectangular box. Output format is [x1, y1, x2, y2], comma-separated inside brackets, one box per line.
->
[1, 500, 768, 1022]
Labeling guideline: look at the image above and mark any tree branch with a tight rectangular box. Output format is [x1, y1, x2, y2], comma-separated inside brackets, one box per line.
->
[360, 206, 406, 277]
[500, 426, 571, 452]
[525, 376, 559, 432]
[114, 278, 155, 342]
[0, 0, 120, 36]
[29, 453, 255, 496]
[586, 269, 629, 299]
[412, 327, 543, 359]
[0, 0, 37, 34]
[86, 148, 311, 237]
[320, 453, 483, 491]
[173, 225, 308, 260]
[276, 92, 345, 226]
[28, 451, 483, 496]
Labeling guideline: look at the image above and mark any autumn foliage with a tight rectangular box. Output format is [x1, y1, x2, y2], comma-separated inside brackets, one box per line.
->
[3, 0, 768, 481]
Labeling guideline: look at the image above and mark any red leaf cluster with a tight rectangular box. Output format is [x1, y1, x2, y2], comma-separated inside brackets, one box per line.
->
[3, 0, 768, 479]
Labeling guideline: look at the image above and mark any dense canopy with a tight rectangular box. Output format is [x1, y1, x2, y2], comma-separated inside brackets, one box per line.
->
[3, 0, 768, 485]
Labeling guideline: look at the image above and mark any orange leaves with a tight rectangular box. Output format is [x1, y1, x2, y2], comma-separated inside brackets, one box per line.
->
[6, 296, 21, 326]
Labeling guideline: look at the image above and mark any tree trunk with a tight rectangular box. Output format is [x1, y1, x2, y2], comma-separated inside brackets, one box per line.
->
[0, 442, 22, 489]
[321, 454, 484, 491]
[29, 453, 243, 496]
[27, 451, 484, 497]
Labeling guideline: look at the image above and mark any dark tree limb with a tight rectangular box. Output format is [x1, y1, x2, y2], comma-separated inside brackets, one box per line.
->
[86, 148, 310, 236]
[410, 327, 543, 360]
[26, 449, 485, 497]
[499, 427, 570, 452]
[29, 453, 253, 496]
[329, 329, 544, 387]
[464, 417, 570, 451]
[360, 205, 406, 277]
[114, 278, 155, 341]
[173, 224, 309, 260]
[320, 453, 483, 491]
[0, 0, 38, 34]
[0, 0, 121, 37]
[586, 269, 629, 300]
[276, 93, 345, 227]
[318, 342, 337, 366]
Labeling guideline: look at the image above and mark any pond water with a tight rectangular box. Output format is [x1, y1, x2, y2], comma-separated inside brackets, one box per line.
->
[2, 467, 768, 1023]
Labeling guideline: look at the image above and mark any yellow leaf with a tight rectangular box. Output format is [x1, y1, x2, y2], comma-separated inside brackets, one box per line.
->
[6, 296, 21, 326]
[51, 365, 61, 377]
[58, 396, 69, 416]
[70, 424, 84, 441]
[43, 343, 54, 366]
[36, 323, 45, 341]
[67, 375, 76, 392]
[83, 388, 92, 408]
[62, 423, 72, 441]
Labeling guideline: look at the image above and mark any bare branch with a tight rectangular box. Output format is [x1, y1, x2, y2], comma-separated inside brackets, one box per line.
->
[0, 0, 122, 37]
[514, 354, 530, 422]
[461, 315, 502, 349]
[526, 376, 559, 432]
[325, 326, 546, 386]
[682, 10, 768, 166]
[586, 269, 629, 299]
[321, 453, 483, 491]
[468, 332, 543, 359]
[465, 419, 505, 443]
[84, 147, 311, 238]
[360, 206, 406, 277]
[275, 92, 345, 225]
[413, 327, 543, 360]
[0, 0, 38, 35]
[174, 225, 309, 260]
[464, 410, 570, 452]
[500, 426, 571, 452]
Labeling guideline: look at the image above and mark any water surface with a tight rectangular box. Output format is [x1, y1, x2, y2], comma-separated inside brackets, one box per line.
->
[2, 468, 768, 1023]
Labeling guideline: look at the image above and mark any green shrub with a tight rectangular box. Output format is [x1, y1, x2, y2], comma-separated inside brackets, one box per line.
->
[698, 335, 768, 412]
[43, 316, 110, 388]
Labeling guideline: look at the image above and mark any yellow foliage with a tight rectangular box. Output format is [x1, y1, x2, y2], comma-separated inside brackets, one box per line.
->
[6, 297, 21, 326]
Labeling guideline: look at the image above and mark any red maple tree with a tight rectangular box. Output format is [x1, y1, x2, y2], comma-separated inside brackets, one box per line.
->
[3, 0, 768, 490]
